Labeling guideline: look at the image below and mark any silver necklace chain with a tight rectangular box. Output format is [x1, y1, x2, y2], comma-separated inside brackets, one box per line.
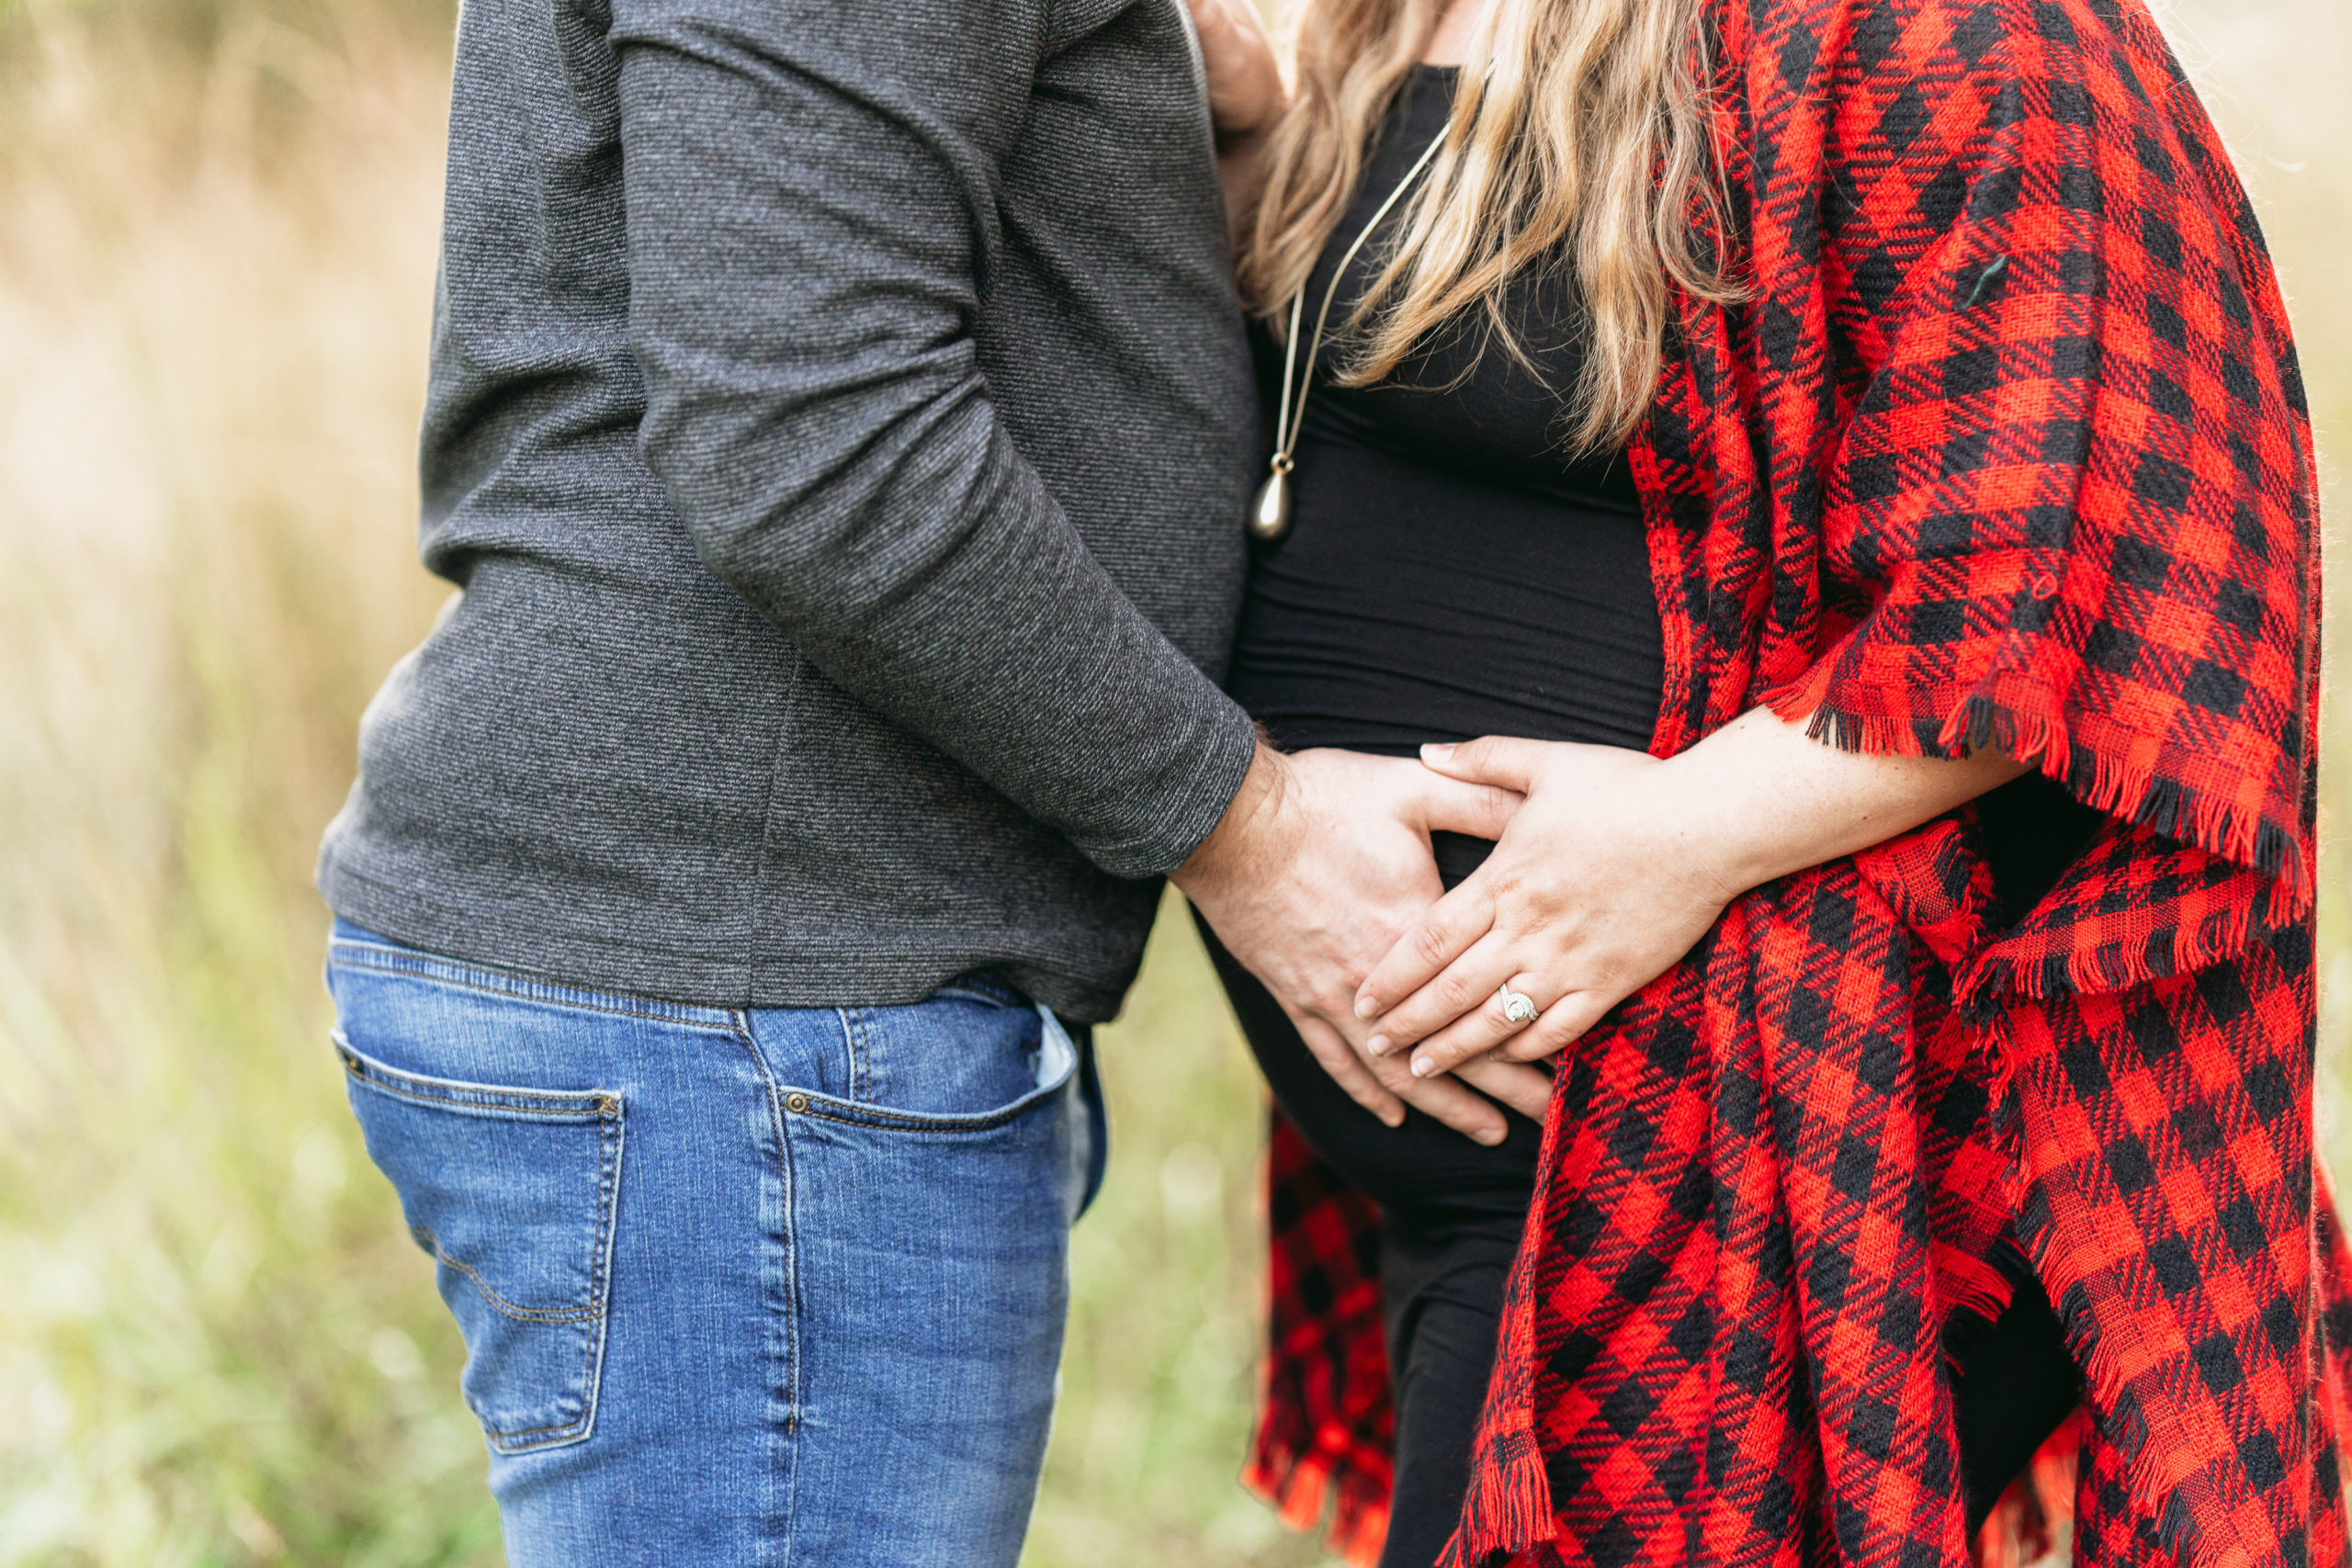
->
[1249, 126, 1452, 543]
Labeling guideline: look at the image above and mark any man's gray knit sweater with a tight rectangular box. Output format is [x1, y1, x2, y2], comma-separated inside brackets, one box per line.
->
[317, 0, 1262, 1022]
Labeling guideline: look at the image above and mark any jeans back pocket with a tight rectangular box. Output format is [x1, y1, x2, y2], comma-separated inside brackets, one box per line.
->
[336, 1032, 625, 1454]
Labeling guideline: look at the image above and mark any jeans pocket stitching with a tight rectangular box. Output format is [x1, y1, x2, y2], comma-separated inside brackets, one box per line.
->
[347, 1067, 618, 1122]
[783, 1004, 1078, 1133]
[784, 1055, 1077, 1135]
[334, 1032, 626, 1455]
[477, 1102, 623, 1453]
[786, 1095, 1056, 1134]
[334, 1034, 622, 1122]
[409, 1225, 607, 1325]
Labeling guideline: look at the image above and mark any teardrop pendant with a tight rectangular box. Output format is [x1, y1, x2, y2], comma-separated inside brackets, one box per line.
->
[1248, 467, 1293, 543]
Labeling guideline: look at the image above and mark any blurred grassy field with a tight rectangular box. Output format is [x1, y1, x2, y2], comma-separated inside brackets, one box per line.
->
[0, 0, 2344, 1563]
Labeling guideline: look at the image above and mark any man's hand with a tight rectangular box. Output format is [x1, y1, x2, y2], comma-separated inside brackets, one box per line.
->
[1182, 0, 1286, 241]
[1184, 0, 1285, 145]
[1174, 742, 1554, 1144]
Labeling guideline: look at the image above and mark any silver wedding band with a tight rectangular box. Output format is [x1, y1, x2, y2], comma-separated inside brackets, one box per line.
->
[1498, 982, 1540, 1027]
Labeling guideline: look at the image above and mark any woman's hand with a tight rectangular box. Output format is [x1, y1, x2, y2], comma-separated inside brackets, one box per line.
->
[1352, 737, 1736, 1079]
[1351, 708, 2033, 1079]
[1183, 0, 1286, 238]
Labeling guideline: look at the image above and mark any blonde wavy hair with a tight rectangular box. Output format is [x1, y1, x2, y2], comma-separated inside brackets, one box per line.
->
[1238, 0, 1740, 455]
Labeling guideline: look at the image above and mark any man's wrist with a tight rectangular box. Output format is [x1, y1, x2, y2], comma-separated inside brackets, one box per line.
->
[1172, 738, 1291, 897]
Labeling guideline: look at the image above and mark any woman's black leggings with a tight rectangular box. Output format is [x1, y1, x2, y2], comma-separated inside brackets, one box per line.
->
[1201, 917, 2083, 1567]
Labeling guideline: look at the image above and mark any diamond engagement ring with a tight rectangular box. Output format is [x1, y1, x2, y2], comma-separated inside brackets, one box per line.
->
[1498, 983, 1540, 1026]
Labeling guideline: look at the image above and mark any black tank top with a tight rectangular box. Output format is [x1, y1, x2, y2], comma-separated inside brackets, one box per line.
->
[1227, 65, 1668, 792]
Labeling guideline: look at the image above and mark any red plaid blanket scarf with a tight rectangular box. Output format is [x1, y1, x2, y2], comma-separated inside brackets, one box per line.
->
[1244, 1, 2352, 1565]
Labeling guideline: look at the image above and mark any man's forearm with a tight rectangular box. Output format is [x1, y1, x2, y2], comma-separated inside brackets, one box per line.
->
[612, 1, 1259, 879]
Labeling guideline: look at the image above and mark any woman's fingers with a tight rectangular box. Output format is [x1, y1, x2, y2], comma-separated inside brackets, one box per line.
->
[1455, 1055, 1554, 1122]
[1362, 919, 1523, 1050]
[1367, 931, 1550, 1074]
[1399, 985, 1544, 1078]
[1406, 978, 1613, 1079]
[1496, 990, 1612, 1064]
[1352, 883, 1498, 1021]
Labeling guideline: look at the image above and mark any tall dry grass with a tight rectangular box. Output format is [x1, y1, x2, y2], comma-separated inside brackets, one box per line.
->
[0, 6, 1328, 1562]
[0, 6, 496, 1564]
[0, 0, 2343, 1564]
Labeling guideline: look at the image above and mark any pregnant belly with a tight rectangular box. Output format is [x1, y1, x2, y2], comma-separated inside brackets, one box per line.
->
[1225, 433, 1666, 761]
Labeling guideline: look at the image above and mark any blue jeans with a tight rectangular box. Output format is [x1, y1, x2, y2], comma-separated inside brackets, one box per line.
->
[324, 919, 1102, 1567]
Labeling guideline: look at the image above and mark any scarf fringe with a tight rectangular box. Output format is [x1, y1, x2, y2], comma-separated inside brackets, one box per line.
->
[1778, 685, 2305, 1016]
[1435, 1430, 1552, 1568]
[1243, 1430, 1391, 1568]
[1940, 1249, 2023, 1351]
[1787, 689, 2309, 905]
[1955, 899, 2263, 1016]
[2017, 1203, 2206, 1568]
[1959, 691, 2304, 906]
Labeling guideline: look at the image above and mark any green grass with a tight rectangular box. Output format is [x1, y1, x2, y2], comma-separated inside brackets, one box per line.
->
[0, 0, 2345, 1563]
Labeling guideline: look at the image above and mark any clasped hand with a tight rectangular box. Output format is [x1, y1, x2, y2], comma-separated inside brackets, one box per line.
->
[1179, 710, 2032, 1145]
[1174, 735, 1733, 1145]
[1353, 737, 1737, 1082]
[1173, 745, 1557, 1145]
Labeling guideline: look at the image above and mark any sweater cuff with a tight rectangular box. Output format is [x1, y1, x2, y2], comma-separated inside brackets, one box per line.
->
[1080, 695, 1260, 881]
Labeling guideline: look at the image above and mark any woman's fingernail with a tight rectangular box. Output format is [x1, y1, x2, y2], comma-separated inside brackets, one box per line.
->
[1366, 1034, 1392, 1056]
[1420, 742, 1455, 762]
[1382, 1110, 1406, 1129]
[1477, 1128, 1506, 1146]
[1354, 996, 1381, 1020]
[1410, 1055, 1436, 1078]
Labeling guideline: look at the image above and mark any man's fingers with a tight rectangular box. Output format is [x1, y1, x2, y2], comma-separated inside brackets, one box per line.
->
[1384, 1068, 1509, 1146]
[1298, 1013, 1510, 1146]
[1418, 775, 1522, 840]
[1353, 887, 1497, 1021]
[1456, 1055, 1554, 1122]
[1294, 1015, 1406, 1129]
[1419, 735, 1549, 795]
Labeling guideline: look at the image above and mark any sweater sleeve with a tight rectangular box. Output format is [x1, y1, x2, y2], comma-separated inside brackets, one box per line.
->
[606, 0, 1258, 880]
